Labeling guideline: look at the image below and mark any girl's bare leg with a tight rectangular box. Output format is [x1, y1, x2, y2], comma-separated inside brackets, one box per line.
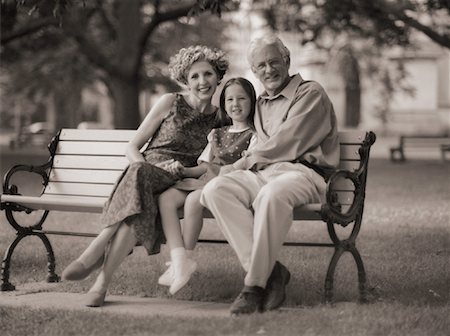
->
[158, 188, 196, 294]
[158, 188, 189, 250]
[183, 190, 205, 251]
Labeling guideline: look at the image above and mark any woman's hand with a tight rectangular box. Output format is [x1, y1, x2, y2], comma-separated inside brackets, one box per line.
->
[166, 160, 185, 177]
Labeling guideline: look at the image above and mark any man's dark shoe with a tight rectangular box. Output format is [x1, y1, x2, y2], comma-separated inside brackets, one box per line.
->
[263, 261, 291, 311]
[230, 286, 264, 316]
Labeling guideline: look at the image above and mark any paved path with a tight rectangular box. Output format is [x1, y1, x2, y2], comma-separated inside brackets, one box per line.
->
[0, 282, 304, 318]
[0, 282, 231, 318]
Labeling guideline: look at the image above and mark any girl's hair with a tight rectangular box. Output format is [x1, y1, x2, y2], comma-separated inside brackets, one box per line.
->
[168, 45, 229, 86]
[218, 77, 257, 130]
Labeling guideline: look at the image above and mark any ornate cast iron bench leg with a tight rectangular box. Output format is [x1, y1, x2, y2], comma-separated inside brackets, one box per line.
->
[1, 208, 59, 291]
[324, 216, 367, 303]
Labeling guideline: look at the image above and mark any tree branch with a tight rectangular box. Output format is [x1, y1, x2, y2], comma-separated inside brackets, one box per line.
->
[62, 10, 127, 80]
[397, 12, 450, 49]
[134, 1, 197, 74]
[1, 16, 58, 45]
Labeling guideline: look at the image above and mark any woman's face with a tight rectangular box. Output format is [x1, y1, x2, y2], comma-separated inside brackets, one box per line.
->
[224, 84, 252, 124]
[186, 61, 218, 101]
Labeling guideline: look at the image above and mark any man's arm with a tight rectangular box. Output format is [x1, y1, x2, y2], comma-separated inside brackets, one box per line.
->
[233, 85, 334, 170]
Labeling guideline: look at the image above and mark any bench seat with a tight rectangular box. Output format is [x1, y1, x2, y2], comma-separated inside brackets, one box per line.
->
[0, 194, 109, 213]
[1, 128, 376, 303]
[0, 193, 323, 220]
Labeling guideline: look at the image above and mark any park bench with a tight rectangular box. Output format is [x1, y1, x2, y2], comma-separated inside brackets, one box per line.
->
[390, 135, 450, 162]
[1, 128, 376, 303]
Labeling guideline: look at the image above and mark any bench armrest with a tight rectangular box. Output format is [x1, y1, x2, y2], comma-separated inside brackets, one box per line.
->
[2, 131, 59, 197]
[2, 160, 53, 195]
[321, 131, 376, 227]
[321, 169, 364, 226]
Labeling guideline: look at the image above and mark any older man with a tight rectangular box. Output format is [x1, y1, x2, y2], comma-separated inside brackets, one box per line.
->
[201, 34, 340, 315]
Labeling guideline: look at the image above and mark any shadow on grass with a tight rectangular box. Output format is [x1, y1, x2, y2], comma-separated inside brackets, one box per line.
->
[0, 158, 449, 310]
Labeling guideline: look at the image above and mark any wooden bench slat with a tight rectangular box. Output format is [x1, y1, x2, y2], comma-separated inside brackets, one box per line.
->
[59, 129, 136, 142]
[335, 191, 354, 205]
[44, 182, 115, 197]
[329, 177, 356, 190]
[50, 169, 123, 184]
[0, 194, 107, 213]
[340, 145, 361, 160]
[337, 130, 367, 144]
[56, 142, 128, 156]
[337, 160, 360, 171]
[58, 129, 367, 145]
[53, 155, 129, 170]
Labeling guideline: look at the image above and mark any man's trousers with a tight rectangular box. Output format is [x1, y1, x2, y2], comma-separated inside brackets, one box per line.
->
[200, 162, 326, 288]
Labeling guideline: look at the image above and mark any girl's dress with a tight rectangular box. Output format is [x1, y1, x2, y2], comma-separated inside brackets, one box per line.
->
[174, 125, 254, 191]
[101, 93, 218, 255]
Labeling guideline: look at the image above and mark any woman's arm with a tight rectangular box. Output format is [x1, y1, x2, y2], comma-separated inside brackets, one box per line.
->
[125, 93, 176, 163]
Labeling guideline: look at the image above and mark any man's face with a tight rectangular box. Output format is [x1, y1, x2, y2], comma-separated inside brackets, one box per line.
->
[251, 44, 290, 96]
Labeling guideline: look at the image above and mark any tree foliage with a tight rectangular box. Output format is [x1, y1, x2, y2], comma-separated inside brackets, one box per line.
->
[259, 0, 450, 49]
[0, 0, 231, 129]
[1, 0, 448, 130]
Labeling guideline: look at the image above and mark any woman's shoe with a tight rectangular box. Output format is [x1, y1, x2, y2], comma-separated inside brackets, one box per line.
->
[62, 255, 105, 281]
[158, 262, 173, 287]
[169, 258, 197, 295]
[84, 290, 106, 307]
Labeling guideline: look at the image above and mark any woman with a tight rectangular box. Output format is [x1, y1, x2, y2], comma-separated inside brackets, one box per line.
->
[62, 45, 229, 307]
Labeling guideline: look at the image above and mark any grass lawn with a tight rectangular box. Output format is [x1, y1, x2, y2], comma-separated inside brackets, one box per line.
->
[0, 155, 449, 335]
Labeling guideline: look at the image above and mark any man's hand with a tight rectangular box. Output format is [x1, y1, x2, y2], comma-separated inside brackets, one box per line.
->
[219, 164, 236, 175]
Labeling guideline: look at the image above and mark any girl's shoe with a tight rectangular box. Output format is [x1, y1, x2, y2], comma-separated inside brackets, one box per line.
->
[158, 262, 173, 287]
[84, 290, 107, 307]
[169, 258, 197, 295]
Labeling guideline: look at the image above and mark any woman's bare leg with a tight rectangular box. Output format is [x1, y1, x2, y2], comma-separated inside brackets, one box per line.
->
[77, 223, 120, 266]
[88, 222, 138, 294]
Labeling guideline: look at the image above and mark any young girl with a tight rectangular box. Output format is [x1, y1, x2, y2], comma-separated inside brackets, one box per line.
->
[157, 77, 257, 295]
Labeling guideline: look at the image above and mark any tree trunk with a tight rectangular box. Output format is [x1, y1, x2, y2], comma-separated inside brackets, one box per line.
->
[109, 76, 141, 129]
[338, 46, 361, 127]
[53, 80, 83, 129]
[108, 0, 142, 129]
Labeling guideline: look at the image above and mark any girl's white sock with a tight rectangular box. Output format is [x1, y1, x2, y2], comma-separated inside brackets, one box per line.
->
[170, 247, 187, 263]
[186, 249, 194, 259]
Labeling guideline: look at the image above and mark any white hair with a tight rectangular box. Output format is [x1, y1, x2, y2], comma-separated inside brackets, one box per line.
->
[247, 34, 290, 65]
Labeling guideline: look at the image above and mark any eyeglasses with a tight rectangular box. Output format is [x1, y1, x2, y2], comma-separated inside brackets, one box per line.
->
[252, 57, 287, 74]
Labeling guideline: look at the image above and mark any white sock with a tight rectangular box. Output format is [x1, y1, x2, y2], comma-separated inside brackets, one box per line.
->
[170, 247, 187, 263]
[186, 249, 194, 259]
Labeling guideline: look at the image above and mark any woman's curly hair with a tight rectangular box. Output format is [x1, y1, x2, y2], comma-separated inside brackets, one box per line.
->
[168, 45, 229, 86]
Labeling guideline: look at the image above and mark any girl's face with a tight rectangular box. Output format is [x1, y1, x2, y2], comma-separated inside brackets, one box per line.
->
[186, 61, 218, 101]
[224, 84, 252, 123]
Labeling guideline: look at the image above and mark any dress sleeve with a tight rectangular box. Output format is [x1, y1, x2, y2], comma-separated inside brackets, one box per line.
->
[247, 133, 258, 151]
[197, 129, 215, 163]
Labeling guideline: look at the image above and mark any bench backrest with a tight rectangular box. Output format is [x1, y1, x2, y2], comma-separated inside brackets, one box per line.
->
[43, 129, 372, 208]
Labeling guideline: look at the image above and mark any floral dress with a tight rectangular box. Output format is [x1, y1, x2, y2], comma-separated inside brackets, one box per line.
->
[101, 93, 218, 255]
[174, 126, 254, 191]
